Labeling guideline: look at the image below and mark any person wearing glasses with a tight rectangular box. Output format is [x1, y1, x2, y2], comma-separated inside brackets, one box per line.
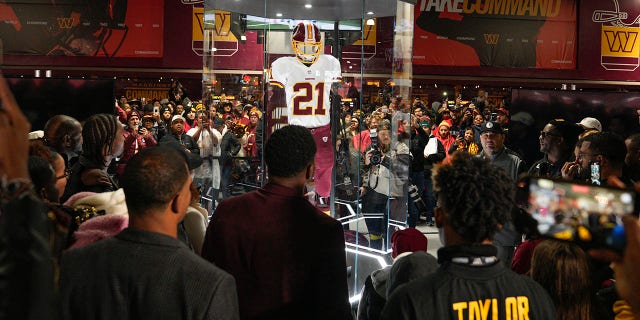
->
[562, 132, 632, 186]
[529, 119, 582, 178]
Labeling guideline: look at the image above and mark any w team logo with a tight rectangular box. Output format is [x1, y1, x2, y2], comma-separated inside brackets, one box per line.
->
[483, 34, 500, 45]
[593, 0, 640, 71]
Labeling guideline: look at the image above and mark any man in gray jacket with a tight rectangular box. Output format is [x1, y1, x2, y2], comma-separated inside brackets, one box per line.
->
[477, 120, 526, 181]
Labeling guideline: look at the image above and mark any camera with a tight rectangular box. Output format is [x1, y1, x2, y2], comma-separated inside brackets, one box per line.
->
[489, 112, 498, 122]
[409, 184, 428, 216]
[369, 129, 382, 165]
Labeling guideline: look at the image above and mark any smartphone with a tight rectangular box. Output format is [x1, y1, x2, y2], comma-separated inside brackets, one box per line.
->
[526, 177, 636, 251]
[153, 106, 160, 114]
[590, 160, 601, 185]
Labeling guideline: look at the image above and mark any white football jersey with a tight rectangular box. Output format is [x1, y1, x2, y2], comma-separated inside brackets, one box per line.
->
[269, 55, 342, 128]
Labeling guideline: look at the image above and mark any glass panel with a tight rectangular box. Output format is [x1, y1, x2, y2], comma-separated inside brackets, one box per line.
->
[203, 0, 414, 309]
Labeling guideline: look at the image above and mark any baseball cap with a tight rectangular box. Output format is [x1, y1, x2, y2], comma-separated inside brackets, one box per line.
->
[480, 121, 504, 134]
[171, 115, 185, 123]
[578, 117, 602, 132]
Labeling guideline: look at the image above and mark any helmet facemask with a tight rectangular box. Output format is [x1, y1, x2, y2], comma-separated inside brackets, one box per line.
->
[291, 21, 322, 65]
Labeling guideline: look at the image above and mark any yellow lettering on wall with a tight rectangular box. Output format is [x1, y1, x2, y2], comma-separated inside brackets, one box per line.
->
[452, 302, 468, 320]
[462, 0, 476, 14]
[532, 0, 548, 15]
[477, 0, 490, 14]
[516, 0, 532, 16]
[547, 0, 561, 17]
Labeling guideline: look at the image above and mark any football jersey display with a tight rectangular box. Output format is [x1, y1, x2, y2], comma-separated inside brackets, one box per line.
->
[269, 55, 342, 128]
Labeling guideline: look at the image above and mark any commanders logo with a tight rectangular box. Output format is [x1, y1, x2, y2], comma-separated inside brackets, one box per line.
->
[191, 7, 238, 56]
[483, 34, 500, 45]
[592, 0, 640, 71]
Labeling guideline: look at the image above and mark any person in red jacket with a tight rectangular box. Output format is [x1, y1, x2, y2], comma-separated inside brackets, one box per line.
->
[116, 110, 157, 178]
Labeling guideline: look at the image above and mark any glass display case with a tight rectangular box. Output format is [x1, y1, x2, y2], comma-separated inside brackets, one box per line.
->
[203, 0, 416, 307]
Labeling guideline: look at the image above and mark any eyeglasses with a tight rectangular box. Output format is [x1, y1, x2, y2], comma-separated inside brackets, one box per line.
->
[539, 131, 560, 138]
[56, 168, 71, 180]
[577, 153, 601, 159]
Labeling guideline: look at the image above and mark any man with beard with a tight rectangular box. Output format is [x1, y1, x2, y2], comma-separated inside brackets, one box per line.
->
[529, 119, 582, 178]
[562, 132, 631, 186]
[160, 115, 200, 155]
[477, 121, 526, 181]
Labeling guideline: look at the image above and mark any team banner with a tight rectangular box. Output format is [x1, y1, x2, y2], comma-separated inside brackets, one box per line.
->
[413, 0, 577, 68]
[581, 0, 640, 78]
[0, 0, 163, 57]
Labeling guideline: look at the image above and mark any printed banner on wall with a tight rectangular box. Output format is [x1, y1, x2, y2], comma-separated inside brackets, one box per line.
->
[413, 0, 576, 68]
[581, 0, 640, 77]
[0, 0, 163, 57]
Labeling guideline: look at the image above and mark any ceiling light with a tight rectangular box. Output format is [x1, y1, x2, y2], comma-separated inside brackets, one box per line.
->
[367, 11, 374, 15]
[366, 19, 375, 26]
[276, 13, 283, 17]
[305, 4, 312, 8]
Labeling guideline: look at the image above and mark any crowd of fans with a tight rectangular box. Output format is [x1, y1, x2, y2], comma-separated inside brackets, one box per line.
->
[3, 70, 640, 320]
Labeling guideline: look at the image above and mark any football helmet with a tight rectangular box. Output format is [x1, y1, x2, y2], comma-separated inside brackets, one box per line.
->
[592, 0, 640, 26]
[291, 21, 322, 65]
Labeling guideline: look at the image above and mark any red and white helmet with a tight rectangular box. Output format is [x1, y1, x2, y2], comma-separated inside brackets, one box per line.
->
[291, 21, 322, 64]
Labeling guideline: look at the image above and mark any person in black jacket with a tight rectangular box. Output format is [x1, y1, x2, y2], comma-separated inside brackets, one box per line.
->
[213, 116, 240, 199]
[408, 116, 444, 227]
[381, 153, 556, 319]
[159, 115, 200, 155]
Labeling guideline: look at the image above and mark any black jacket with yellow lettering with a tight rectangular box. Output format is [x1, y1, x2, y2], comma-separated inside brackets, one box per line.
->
[380, 244, 555, 320]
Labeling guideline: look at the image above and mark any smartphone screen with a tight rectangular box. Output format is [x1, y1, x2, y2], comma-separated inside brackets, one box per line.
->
[590, 160, 601, 185]
[526, 177, 635, 249]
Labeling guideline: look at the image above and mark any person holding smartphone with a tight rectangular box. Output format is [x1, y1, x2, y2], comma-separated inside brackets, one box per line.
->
[116, 110, 157, 178]
[562, 132, 632, 186]
[448, 127, 480, 156]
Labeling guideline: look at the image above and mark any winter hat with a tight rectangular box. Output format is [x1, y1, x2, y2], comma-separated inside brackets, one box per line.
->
[378, 119, 392, 131]
[419, 116, 431, 127]
[127, 110, 141, 122]
[391, 228, 428, 258]
[438, 120, 451, 128]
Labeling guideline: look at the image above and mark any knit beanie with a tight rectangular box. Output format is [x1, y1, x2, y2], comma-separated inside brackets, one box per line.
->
[391, 228, 428, 258]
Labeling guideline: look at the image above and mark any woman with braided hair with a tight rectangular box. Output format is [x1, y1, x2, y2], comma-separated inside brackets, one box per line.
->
[61, 114, 124, 203]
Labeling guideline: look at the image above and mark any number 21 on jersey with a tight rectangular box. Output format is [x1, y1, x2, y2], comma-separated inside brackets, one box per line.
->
[292, 82, 326, 116]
